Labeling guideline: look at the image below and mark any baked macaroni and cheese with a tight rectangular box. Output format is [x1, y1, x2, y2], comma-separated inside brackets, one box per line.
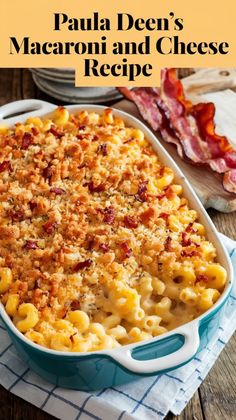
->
[0, 108, 227, 352]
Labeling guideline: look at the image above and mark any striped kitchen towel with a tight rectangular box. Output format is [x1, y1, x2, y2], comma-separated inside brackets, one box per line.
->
[0, 233, 235, 420]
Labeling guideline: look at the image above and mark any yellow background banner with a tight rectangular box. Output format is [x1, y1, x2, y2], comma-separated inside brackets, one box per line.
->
[0, 0, 235, 86]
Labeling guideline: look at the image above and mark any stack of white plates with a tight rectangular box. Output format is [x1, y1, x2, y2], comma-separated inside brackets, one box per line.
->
[30, 68, 124, 103]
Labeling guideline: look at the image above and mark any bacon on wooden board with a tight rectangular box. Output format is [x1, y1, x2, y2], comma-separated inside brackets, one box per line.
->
[118, 69, 236, 194]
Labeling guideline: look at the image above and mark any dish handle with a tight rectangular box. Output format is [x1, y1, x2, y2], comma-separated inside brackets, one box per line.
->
[0, 99, 56, 126]
[110, 322, 200, 374]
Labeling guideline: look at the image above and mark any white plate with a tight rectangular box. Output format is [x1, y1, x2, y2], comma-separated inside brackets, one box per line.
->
[32, 73, 124, 103]
[30, 69, 75, 85]
[35, 67, 74, 76]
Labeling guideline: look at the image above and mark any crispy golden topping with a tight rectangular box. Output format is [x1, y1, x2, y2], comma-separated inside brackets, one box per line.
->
[0, 108, 227, 352]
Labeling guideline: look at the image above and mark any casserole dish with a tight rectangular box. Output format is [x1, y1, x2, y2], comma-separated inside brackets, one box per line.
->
[0, 99, 233, 390]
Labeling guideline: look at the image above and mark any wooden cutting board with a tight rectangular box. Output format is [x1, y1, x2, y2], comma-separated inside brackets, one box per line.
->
[114, 70, 236, 213]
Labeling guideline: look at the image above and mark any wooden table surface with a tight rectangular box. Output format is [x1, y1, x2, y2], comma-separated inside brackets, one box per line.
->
[0, 69, 235, 420]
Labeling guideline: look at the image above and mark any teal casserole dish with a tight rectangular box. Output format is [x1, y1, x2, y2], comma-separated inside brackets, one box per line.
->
[0, 100, 234, 390]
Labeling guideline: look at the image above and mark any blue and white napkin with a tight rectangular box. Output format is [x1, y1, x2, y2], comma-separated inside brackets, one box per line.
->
[0, 233, 235, 420]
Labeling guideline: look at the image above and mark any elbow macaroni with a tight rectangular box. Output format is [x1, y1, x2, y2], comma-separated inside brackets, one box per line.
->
[0, 108, 227, 352]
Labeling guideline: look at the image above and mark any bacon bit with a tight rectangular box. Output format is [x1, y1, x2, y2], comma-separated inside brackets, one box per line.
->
[24, 240, 38, 250]
[76, 134, 84, 140]
[103, 206, 115, 225]
[99, 243, 110, 253]
[185, 223, 197, 234]
[70, 300, 81, 310]
[43, 221, 58, 234]
[159, 212, 169, 221]
[92, 134, 99, 141]
[140, 207, 155, 224]
[75, 259, 93, 270]
[31, 126, 39, 136]
[164, 236, 172, 251]
[99, 143, 108, 156]
[124, 215, 138, 229]
[29, 201, 37, 211]
[70, 333, 77, 343]
[120, 241, 132, 259]
[185, 222, 193, 233]
[181, 232, 192, 247]
[0, 160, 12, 173]
[181, 250, 200, 258]
[79, 125, 86, 131]
[78, 162, 86, 169]
[21, 132, 33, 150]
[50, 187, 66, 195]
[165, 187, 175, 200]
[50, 126, 64, 139]
[87, 181, 105, 193]
[157, 192, 166, 200]
[7, 209, 25, 222]
[34, 278, 42, 289]
[196, 274, 209, 283]
[135, 180, 148, 202]
[42, 165, 53, 180]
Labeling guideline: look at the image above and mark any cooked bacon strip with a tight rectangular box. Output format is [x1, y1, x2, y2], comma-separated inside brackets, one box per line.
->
[119, 87, 163, 131]
[191, 102, 233, 164]
[118, 70, 236, 194]
[161, 69, 236, 193]
[118, 87, 184, 157]
[223, 170, 236, 193]
[161, 69, 210, 163]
